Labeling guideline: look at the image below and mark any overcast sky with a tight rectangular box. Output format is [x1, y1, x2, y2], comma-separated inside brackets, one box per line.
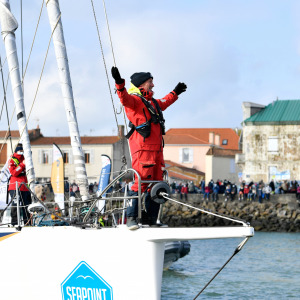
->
[1, 0, 300, 138]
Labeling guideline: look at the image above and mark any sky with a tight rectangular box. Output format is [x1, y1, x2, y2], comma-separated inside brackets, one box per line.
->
[1, 0, 300, 138]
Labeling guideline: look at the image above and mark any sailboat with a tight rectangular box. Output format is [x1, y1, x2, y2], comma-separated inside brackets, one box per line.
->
[0, 1, 254, 299]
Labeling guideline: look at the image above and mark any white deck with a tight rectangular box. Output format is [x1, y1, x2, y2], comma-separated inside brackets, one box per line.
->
[0, 225, 254, 300]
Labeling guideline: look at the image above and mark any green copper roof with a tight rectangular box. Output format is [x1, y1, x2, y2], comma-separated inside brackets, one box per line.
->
[244, 100, 300, 125]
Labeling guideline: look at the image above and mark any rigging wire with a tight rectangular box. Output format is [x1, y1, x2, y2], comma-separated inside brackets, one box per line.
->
[101, 0, 128, 134]
[90, 0, 131, 167]
[18, 12, 61, 142]
[0, 0, 44, 158]
[193, 237, 250, 299]
[0, 56, 13, 153]
[90, 0, 119, 129]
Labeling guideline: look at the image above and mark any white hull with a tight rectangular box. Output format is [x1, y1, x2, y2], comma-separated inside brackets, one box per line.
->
[0, 225, 254, 300]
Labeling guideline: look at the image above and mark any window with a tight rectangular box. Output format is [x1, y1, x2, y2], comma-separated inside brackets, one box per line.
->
[83, 150, 94, 164]
[42, 151, 49, 164]
[85, 152, 90, 164]
[222, 139, 228, 145]
[180, 148, 193, 163]
[63, 152, 69, 164]
[268, 137, 278, 153]
[39, 150, 52, 164]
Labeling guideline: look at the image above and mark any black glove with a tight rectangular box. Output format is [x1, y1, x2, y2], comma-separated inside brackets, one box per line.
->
[111, 66, 124, 84]
[173, 82, 187, 95]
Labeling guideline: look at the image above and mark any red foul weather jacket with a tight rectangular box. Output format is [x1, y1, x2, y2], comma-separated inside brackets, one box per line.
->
[115, 81, 178, 154]
[8, 153, 28, 191]
[115, 81, 178, 192]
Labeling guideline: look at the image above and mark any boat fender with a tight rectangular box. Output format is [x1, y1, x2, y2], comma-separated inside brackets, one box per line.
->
[150, 182, 170, 204]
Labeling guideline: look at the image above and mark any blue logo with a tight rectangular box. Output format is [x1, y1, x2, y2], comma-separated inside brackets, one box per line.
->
[61, 261, 113, 300]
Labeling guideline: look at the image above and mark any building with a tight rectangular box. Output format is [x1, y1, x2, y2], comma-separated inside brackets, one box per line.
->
[0, 126, 130, 184]
[163, 128, 240, 183]
[236, 100, 300, 182]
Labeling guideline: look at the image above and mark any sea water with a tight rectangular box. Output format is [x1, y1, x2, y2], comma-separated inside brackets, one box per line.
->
[161, 232, 300, 299]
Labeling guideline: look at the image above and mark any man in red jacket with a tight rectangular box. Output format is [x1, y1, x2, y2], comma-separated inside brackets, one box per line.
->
[8, 143, 31, 226]
[111, 66, 187, 229]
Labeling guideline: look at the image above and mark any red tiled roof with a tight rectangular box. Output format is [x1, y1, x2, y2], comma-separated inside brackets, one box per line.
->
[164, 134, 208, 145]
[168, 171, 197, 181]
[165, 160, 205, 175]
[0, 130, 20, 138]
[31, 136, 119, 145]
[165, 128, 239, 150]
[206, 147, 242, 157]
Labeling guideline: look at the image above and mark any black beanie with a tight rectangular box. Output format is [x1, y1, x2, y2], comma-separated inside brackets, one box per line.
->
[14, 143, 23, 153]
[130, 72, 153, 87]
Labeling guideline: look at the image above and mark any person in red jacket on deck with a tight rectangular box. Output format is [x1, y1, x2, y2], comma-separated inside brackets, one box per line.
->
[111, 66, 187, 229]
[8, 143, 31, 226]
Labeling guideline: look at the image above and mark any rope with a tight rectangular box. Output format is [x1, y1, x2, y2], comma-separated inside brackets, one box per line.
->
[0, 0, 44, 158]
[101, 0, 129, 135]
[19, 12, 61, 142]
[0, 55, 13, 153]
[90, 0, 119, 128]
[90, 0, 130, 167]
[193, 237, 250, 299]
[160, 192, 249, 226]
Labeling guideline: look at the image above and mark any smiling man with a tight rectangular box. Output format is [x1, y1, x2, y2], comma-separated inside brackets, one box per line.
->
[111, 66, 187, 229]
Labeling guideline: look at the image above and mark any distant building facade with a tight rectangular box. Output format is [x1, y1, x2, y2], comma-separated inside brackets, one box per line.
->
[236, 100, 300, 182]
[163, 128, 240, 183]
[0, 126, 130, 184]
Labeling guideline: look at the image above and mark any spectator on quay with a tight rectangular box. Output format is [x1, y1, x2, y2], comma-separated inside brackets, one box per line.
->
[269, 179, 275, 194]
[212, 183, 219, 202]
[264, 184, 272, 200]
[171, 181, 176, 194]
[204, 185, 210, 201]
[208, 179, 214, 192]
[257, 184, 263, 203]
[243, 184, 250, 201]
[224, 184, 231, 202]
[296, 185, 300, 200]
[89, 182, 94, 194]
[281, 180, 288, 193]
[251, 184, 257, 201]
[290, 180, 298, 193]
[238, 184, 244, 201]
[247, 186, 253, 201]
[188, 181, 195, 194]
[181, 183, 188, 201]
[231, 183, 237, 201]
[219, 181, 225, 195]
[177, 182, 183, 194]
[200, 179, 205, 195]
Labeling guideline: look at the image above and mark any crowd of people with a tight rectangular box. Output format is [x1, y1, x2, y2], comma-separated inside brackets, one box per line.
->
[170, 179, 300, 203]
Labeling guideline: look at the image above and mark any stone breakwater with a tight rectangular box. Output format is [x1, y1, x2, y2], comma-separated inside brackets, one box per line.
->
[160, 194, 300, 232]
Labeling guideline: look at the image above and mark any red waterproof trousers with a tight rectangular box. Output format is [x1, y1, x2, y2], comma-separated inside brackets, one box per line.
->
[131, 150, 164, 193]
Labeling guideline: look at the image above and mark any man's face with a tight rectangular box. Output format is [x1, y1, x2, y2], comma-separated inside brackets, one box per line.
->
[140, 78, 154, 92]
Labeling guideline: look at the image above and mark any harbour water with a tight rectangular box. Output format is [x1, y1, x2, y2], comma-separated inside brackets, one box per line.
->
[161, 232, 300, 299]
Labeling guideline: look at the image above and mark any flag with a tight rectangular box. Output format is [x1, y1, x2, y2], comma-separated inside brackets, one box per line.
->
[96, 155, 111, 212]
[51, 143, 64, 211]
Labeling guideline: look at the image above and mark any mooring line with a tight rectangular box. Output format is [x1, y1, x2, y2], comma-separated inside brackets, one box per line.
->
[160, 192, 249, 226]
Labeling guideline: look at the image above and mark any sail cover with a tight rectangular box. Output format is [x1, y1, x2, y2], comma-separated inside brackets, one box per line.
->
[96, 155, 111, 212]
[51, 143, 64, 211]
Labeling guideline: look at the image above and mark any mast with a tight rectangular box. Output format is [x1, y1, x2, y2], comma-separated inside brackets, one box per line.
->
[45, 0, 89, 200]
[0, 0, 35, 191]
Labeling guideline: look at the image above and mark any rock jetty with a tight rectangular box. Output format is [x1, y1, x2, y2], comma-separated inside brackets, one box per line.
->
[160, 194, 300, 232]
